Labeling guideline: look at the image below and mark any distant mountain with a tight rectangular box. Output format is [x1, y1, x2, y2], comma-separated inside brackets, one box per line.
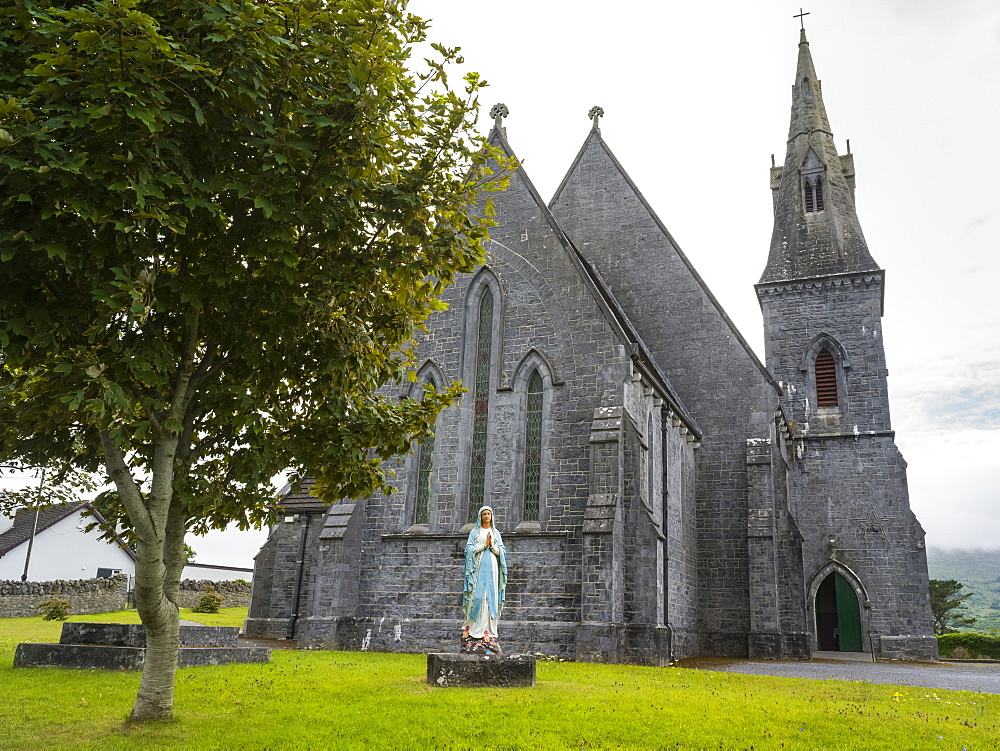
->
[926, 548, 1000, 632]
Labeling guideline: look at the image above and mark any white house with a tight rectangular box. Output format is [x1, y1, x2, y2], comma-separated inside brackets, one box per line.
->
[0, 502, 254, 583]
[0, 502, 135, 581]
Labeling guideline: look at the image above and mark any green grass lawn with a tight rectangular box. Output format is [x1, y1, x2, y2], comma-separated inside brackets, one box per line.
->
[1, 614, 997, 749]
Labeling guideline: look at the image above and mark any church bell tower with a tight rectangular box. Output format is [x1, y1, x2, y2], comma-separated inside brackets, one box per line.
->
[756, 29, 937, 660]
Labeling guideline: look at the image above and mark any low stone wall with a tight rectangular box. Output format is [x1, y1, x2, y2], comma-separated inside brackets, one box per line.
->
[0, 575, 128, 618]
[176, 579, 251, 609]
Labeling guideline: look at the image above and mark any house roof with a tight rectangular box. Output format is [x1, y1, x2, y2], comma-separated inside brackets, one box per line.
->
[0, 501, 136, 561]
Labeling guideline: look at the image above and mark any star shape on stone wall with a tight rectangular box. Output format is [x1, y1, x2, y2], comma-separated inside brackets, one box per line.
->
[853, 508, 893, 542]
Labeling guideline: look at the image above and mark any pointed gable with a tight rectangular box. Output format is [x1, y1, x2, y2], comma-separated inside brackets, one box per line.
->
[475, 122, 698, 431]
[550, 122, 775, 419]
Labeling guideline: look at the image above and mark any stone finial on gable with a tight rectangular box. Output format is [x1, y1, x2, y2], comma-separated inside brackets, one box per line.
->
[490, 102, 509, 132]
[588, 105, 604, 131]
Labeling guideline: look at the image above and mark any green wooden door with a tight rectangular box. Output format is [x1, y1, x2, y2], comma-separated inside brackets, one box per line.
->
[834, 573, 863, 652]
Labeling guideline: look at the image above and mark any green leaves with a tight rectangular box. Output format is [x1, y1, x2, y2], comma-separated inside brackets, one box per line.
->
[0, 0, 495, 580]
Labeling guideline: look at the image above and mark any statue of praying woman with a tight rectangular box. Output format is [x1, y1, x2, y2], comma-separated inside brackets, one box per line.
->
[461, 505, 507, 654]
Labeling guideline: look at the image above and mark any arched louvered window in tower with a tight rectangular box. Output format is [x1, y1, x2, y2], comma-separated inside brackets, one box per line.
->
[815, 348, 839, 407]
[804, 178, 815, 212]
[468, 288, 493, 520]
[413, 377, 436, 525]
[522, 371, 543, 522]
[815, 177, 825, 211]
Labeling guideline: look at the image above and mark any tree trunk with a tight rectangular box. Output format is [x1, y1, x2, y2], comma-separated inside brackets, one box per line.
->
[126, 440, 186, 720]
[130, 533, 180, 720]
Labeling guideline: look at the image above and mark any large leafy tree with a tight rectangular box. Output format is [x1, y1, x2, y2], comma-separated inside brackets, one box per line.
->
[929, 579, 978, 636]
[0, 0, 498, 719]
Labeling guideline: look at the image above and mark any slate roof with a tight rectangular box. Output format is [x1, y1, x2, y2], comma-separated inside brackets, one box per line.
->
[486, 126, 703, 438]
[550, 123, 777, 390]
[0, 502, 136, 561]
[275, 477, 328, 512]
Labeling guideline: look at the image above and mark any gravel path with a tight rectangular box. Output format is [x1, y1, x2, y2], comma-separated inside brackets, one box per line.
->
[700, 659, 1000, 694]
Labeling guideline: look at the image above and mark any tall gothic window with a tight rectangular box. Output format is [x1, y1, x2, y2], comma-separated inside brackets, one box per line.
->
[814, 177, 825, 211]
[522, 371, 543, 521]
[413, 377, 436, 525]
[815, 348, 838, 407]
[468, 288, 494, 520]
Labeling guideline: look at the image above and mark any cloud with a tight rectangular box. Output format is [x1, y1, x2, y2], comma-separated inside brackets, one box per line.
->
[897, 427, 1000, 549]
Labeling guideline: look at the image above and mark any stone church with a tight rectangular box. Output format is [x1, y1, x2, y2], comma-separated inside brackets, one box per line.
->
[246, 31, 937, 662]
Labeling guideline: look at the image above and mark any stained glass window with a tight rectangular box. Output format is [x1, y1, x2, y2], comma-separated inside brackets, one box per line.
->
[522, 371, 543, 521]
[468, 288, 493, 520]
[413, 377, 436, 525]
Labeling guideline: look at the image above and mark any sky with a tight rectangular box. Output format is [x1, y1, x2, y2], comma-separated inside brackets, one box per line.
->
[5, 1, 998, 568]
[398, 0, 1000, 553]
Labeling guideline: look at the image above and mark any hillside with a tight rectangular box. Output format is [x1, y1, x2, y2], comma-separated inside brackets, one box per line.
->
[926, 548, 1000, 632]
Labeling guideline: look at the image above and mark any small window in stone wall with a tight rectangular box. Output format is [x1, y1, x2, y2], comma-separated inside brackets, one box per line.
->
[804, 176, 825, 213]
[815, 348, 838, 407]
[522, 371, 543, 521]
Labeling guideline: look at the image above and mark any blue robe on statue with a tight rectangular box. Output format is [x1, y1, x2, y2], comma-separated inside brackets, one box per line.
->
[463, 506, 507, 640]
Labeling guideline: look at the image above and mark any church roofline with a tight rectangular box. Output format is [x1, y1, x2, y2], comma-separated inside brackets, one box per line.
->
[550, 127, 779, 392]
[487, 122, 702, 437]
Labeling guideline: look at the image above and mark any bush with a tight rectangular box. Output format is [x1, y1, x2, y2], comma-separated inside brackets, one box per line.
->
[937, 632, 1000, 659]
[191, 586, 223, 614]
[36, 597, 71, 621]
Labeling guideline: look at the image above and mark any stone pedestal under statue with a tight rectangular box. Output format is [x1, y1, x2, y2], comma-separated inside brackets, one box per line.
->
[426, 653, 536, 687]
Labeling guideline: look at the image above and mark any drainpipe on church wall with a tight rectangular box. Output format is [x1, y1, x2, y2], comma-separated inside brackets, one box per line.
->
[286, 514, 311, 640]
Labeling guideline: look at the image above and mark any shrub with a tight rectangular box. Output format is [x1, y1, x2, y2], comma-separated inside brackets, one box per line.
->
[191, 586, 223, 614]
[937, 632, 1000, 660]
[36, 596, 71, 621]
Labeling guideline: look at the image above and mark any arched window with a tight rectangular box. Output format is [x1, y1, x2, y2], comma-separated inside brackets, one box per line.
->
[803, 176, 825, 213]
[468, 288, 494, 520]
[413, 377, 437, 526]
[522, 371, 543, 522]
[815, 348, 838, 407]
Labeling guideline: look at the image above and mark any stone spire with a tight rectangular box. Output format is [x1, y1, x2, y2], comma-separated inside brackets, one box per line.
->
[759, 30, 878, 283]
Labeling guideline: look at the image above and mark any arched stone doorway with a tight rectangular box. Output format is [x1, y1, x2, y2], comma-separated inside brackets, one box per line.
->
[815, 571, 863, 652]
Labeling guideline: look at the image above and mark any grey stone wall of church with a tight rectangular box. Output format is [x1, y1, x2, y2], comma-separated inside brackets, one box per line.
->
[792, 435, 935, 658]
[281, 150, 693, 662]
[551, 133, 806, 657]
[246, 511, 326, 640]
[758, 275, 889, 435]
[758, 274, 936, 659]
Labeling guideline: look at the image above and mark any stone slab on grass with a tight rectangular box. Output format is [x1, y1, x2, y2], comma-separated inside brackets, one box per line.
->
[14, 621, 268, 670]
[14, 643, 270, 670]
[59, 622, 240, 648]
[427, 653, 535, 687]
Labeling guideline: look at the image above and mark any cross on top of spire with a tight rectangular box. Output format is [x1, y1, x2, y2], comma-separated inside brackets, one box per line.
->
[588, 106, 604, 129]
[793, 8, 810, 31]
